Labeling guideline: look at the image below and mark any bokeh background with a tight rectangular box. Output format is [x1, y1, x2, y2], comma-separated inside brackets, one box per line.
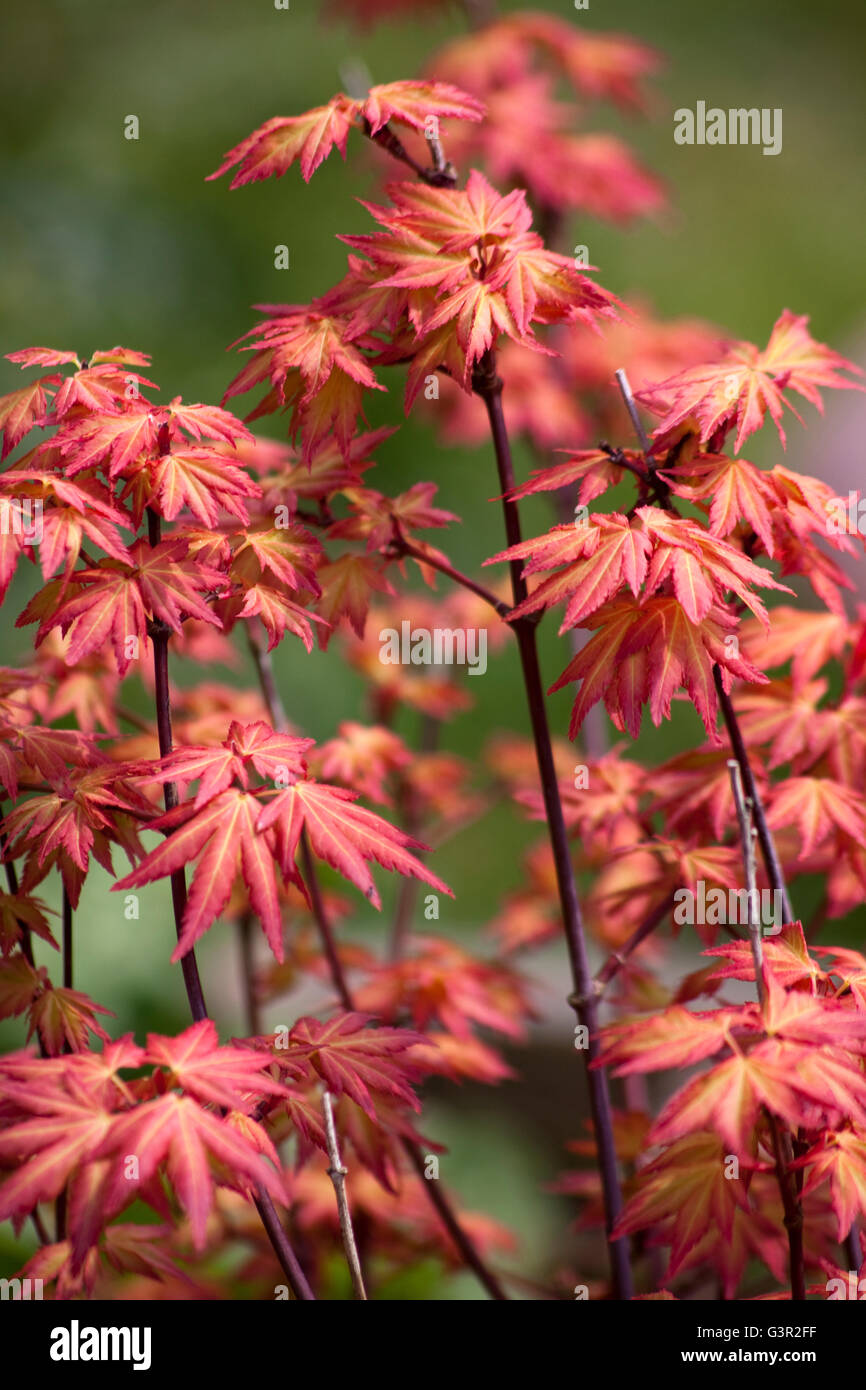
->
[1, 0, 865, 1297]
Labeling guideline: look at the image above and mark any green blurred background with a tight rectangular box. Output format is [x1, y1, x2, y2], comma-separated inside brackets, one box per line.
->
[1, 0, 864, 1297]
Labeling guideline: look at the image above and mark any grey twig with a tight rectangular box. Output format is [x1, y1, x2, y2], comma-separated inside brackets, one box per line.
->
[322, 1090, 368, 1300]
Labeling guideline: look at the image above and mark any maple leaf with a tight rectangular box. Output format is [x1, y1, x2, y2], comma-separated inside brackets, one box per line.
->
[358, 80, 485, 135]
[23, 539, 227, 675]
[98, 1094, 286, 1250]
[316, 553, 394, 643]
[225, 307, 384, 460]
[508, 448, 640, 507]
[487, 513, 651, 632]
[596, 1004, 757, 1076]
[234, 582, 326, 652]
[739, 606, 850, 692]
[0, 470, 133, 576]
[648, 1037, 866, 1153]
[660, 453, 778, 554]
[705, 921, 827, 993]
[0, 954, 45, 1018]
[57, 402, 162, 477]
[28, 985, 114, 1056]
[316, 721, 411, 805]
[0, 892, 57, 954]
[208, 102, 356, 186]
[329, 482, 459, 552]
[765, 777, 866, 857]
[1, 765, 150, 906]
[207, 83, 483, 188]
[612, 1131, 753, 1280]
[0, 1076, 117, 1223]
[145, 1019, 287, 1112]
[257, 780, 453, 911]
[639, 311, 862, 453]
[230, 521, 322, 594]
[353, 936, 531, 1041]
[636, 508, 791, 626]
[277, 1012, 427, 1119]
[128, 719, 313, 809]
[794, 1130, 866, 1241]
[549, 594, 767, 741]
[125, 446, 261, 527]
[6, 347, 81, 368]
[339, 169, 618, 391]
[114, 788, 287, 961]
[0, 375, 61, 457]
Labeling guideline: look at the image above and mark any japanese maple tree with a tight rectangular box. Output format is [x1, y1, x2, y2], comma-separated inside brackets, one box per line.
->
[1, 0, 864, 1308]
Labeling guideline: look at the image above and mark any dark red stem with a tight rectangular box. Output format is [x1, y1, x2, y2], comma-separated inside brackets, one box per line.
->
[474, 352, 633, 1300]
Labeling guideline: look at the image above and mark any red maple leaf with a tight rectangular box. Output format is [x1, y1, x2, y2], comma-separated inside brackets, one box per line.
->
[639, 311, 862, 453]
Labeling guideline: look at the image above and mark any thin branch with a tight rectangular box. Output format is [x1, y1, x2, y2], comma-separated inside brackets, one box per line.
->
[389, 713, 440, 962]
[31, 1209, 50, 1245]
[727, 759, 764, 1000]
[300, 833, 352, 1011]
[147, 507, 210, 1024]
[116, 704, 154, 734]
[473, 349, 633, 1300]
[767, 1116, 806, 1300]
[363, 122, 457, 189]
[594, 892, 677, 997]
[237, 912, 261, 1037]
[714, 670, 794, 923]
[246, 623, 510, 1300]
[61, 887, 72, 991]
[322, 1090, 368, 1300]
[2, 845, 34, 967]
[253, 1190, 317, 1301]
[614, 368, 652, 455]
[388, 529, 512, 620]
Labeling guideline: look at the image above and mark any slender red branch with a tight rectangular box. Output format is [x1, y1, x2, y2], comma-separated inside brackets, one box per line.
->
[146, 506, 209, 1024]
[253, 1191, 317, 1301]
[714, 670, 794, 923]
[594, 893, 677, 997]
[473, 350, 633, 1300]
[237, 912, 262, 1037]
[61, 887, 72, 991]
[388, 529, 512, 620]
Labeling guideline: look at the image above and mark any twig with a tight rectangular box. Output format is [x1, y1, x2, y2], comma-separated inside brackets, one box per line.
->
[614, 368, 652, 455]
[727, 760, 764, 1001]
[474, 349, 632, 1300]
[147, 506, 210, 1024]
[253, 1191, 316, 1301]
[237, 912, 261, 1037]
[388, 529, 512, 620]
[594, 893, 677, 997]
[364, 122, 456, 189]
[2, 846, 34, 967]
[714, 671, 793, 923]
[388, 713, 440, 962]
[61, 887, 72, 991]
[322, 1090, 368, 1299]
